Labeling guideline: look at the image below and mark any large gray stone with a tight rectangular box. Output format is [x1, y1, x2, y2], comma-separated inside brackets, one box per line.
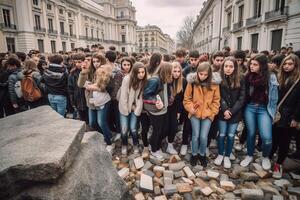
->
[0, 106, 86, 199]
[10, 132, 130, 200]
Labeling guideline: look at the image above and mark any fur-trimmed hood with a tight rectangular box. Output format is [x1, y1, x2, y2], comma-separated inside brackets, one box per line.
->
[186, 72, 222, 85]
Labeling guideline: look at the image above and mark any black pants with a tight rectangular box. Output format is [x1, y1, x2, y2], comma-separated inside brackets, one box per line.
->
[207, 118, 218, 146]
[78, 108, 88, 124]
[166, 106, 178, 143]
[140, 112, 150, 147]
[149, 112, 168, 152]
[182, 114, 192, 145]
[271, 126, 298, 164]
[0, 103, 15, 118]
[108, 100, 120, 133]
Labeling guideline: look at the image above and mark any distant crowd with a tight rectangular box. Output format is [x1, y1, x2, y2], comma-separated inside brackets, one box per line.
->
[0, 44, 300, 179]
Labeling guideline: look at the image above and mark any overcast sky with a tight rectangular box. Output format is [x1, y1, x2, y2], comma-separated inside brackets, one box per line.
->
[131, 0, 205, 40]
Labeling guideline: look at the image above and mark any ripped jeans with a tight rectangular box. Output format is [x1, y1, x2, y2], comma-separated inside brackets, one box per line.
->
[244, 103, 273, 157]
[120, 112, 139, 146]
[217, 120, 238, 157]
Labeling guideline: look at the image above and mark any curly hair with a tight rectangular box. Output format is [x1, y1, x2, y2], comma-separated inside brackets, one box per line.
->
[95, 67, 111, 92]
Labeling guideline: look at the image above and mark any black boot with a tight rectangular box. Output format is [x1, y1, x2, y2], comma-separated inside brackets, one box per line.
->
[199, 155, 207, 167]
[190, 155, 198, 166]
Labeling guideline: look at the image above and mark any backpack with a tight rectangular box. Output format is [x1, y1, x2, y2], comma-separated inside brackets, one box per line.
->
[21, 75, 42, 102]
[14, 81, 23, 98]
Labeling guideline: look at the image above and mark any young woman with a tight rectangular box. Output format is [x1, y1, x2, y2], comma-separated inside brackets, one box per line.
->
[166, 62, 187, 155]
[271, 54, 300, 178]
[143, 61, 173, 159]
[240, 54, 278, 170]
[183, 62, 220, 167]
[214, 57, 246, 168]
[119, 62, 147, 155]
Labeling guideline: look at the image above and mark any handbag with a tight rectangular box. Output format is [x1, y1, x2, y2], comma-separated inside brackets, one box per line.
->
[273, 78, 300, 124]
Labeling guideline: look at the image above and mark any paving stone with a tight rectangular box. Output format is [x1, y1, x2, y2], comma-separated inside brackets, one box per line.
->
[168, 161, 185, 171]
[250, 163, 263, 171]
[143, 170, 155, 178]
[153, 166, 165, 173]
[135, 192, 146, 200]
[194, 178, 208, 188]
[290, 172, 300, 180]
[154, 185, 161, 195]
[154, 177, 164, 187]
[176, 183, 192, 193]
[201, 186, 213, 196]
[142, 161, 153, 171]
[272, 195, 284, 200]
[207, 170, 220, 179]
[220, 174, 229, 181]
[223, 192, 235, 200]
[164, 184, 177, 195]
[192, 186, 202, 195]
[150, 156, 163, 166]
[140, 174, 153, 192]
[134, 157, 145, 170]
[192, 165, 203, 174]
[174, 170, 184, 178]
[240, 172, 259, 182]
[182, 193, 193, 200]
[241, 189, 264, 200]
[181, 177, 193, 184]
[220, 180, 236, 191]
[254, 170, 271, 179]
[274, 179, 292, 188]
[168, 155, 181, 163]
[154, 195, 167, 200]
[260, 185, 280, 196]
[163, 170, 174, 179]
[244, 181, 258, 189]
[118, 167, 130, 179]
[164, 177, 173, 185]
[183, 166, 195, 179]
[287, 187, 300, 196]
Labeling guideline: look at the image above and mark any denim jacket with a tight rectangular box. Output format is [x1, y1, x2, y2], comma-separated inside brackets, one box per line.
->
[267, 73, 279, 119]
[143, 76, 163, 102]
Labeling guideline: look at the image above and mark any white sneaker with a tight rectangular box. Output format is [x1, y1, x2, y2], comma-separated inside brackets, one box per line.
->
[214, 155, 224, 166]
[113, 133, 121, 142]
[223, 156, 231, 169]
[206, 148, 210, 157]
[240, 156, 253, 167]
[133, 146, 139, 154]
[180, 145, 188, 156]
[235, 143, 243, 151]
[230, 153, 236, 161]
[106, 145, 114, 154]
[262, 157, 271, 170]
[166, 143, 178, 155]
[151, 150, 164, 159]
[121, 145, 127, 155]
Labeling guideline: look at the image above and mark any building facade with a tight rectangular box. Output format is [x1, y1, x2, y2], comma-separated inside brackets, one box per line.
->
[136, 25, 175, 54]
[193, 0, 300, 52]
[0, 0, 137, 53]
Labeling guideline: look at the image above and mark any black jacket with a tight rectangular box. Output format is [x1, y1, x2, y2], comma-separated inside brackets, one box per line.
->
[276, 80, 300, 127]
[169, 78, 187, 114]
[43, 64, 68, 96]
[218, 76, 246, 123]
[68, 68, 87, 111]
[7, 68, 22, 104]
[0, 69, 10, 105]
[182, 65, 197, 78]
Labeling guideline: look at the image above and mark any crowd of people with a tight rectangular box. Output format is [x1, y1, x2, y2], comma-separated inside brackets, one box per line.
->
[0, 45, 300, 179]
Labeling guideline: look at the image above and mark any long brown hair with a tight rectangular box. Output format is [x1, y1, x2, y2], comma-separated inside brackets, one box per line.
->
[278, 54, 300, 87]
[129, 62, 147, 91]
[220, 57, 241, 88]
[158, 61, 173, 84]
[171, 62, 183, 96]
[195, 62, 212, 89]
[24, 59, 38, 73]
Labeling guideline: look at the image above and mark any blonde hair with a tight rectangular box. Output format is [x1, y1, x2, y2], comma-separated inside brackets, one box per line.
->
[95, 67, 111, 92]
[278, 54, 300, 87]
[172, 62, 183, 96]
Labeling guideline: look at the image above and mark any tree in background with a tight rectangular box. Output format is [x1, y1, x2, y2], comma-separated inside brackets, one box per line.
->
[176, 16, 194, 49]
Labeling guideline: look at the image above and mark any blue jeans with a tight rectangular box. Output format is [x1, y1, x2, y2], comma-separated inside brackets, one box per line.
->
[88, 102, 112, 145]
[218, 120, 238, 157]
[48, 94, 67, 117]
[190, 116, 212, 156]
[244, 103, 272, 157]
[120, 112, 139, 145]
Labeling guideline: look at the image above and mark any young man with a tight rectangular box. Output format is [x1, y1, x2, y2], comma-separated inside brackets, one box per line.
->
[68, 53, 88, 123]
[211, 51, 224, 72]
[175, 48, 188, 69]
[43, 54, 68, 116]
[182, 50, 200, 78]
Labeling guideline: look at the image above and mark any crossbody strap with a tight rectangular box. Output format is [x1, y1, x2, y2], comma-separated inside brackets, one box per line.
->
[277, 78, 300, 109]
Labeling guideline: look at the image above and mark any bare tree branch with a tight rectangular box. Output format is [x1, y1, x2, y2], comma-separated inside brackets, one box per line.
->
[176, 16, 194, 49]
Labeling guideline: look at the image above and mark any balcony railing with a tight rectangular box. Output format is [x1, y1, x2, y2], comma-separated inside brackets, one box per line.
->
[60, 32, 69, 37]
[70, 34, 76, 38]
[116, 15, 132, 20]
[246, 16, 261, 28]
[48, 29, 58, 35]
[232, 21, 243, 32]
[34, 27, 46, 33]
[265, 6, 288, 23]
[222, 26, 230, 33]
[0, 23, 17, 30]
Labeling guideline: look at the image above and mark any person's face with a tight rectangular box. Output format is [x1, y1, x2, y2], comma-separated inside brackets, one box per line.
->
[283, 59, 295, 73]
[268, 62, 276, 71]
[176, 56, 185, 64]
[7, 64, 16, 71]
[85, 56, 92, 64]
[281, 49, 287, 55]
[189, 57, 199, 68]
[172, 66, 181, 79]
[137, 68, 145, 80]
[32, 56, 39, 65]
[250, 60, 260, 73]
[122, 61, 131, 73]
[223, 60, 235, 76]
[198, 70, 208, 81]
[236, 58, 243, 66]
[74, 60, 83, 69]
[213, 56, 224, 68]
[92, 58, 101, 69]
